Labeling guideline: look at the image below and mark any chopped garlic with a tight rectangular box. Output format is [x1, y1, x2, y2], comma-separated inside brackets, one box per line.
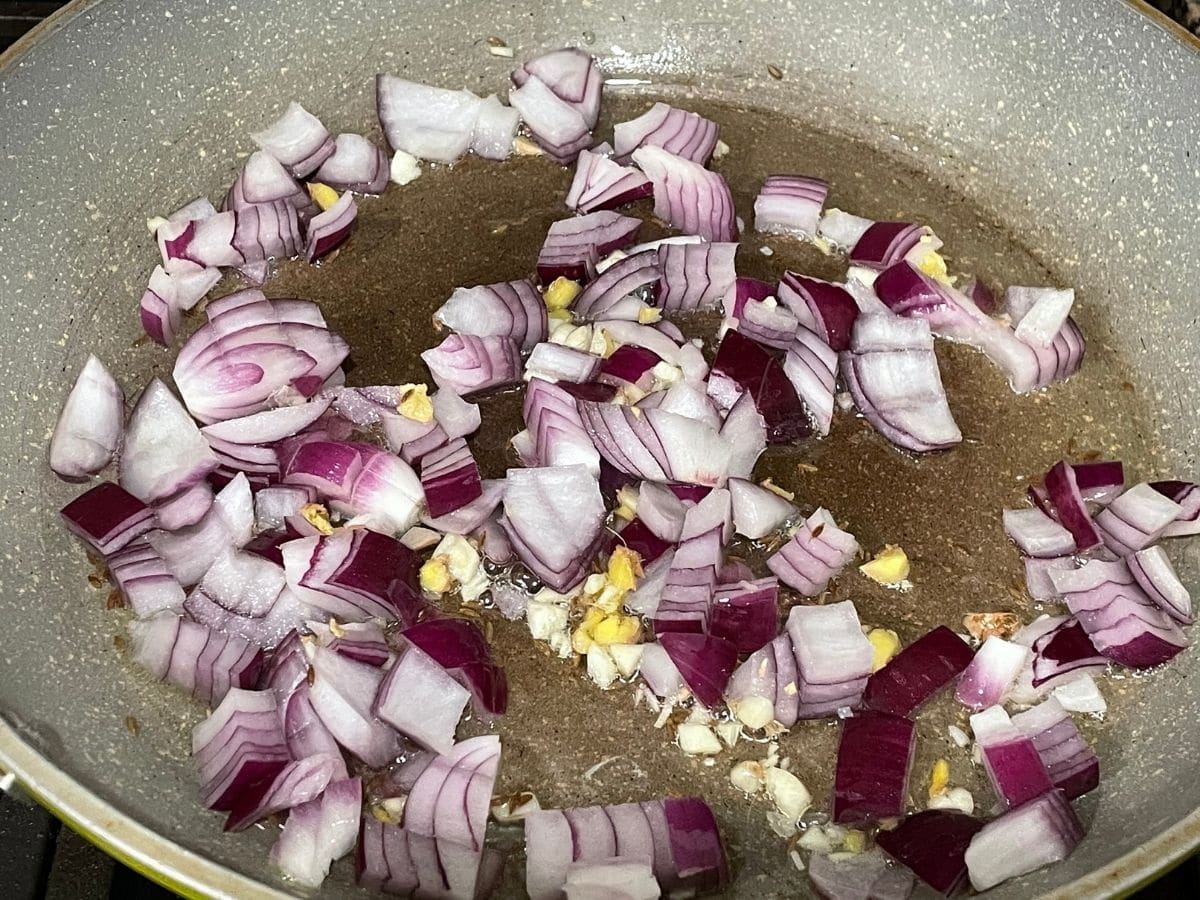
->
[146, 215, 169, 234]
[526, 596, 569, 641]
[948, 725, 971, 748]
[487, 44, 515, 58]
[400, 526, 442, 551]
[759, 478, 795, 501]
[715, 720, 743, 747]
[396, 383, 434, 422]
[607, 546, 643, 593]
[859, 545, 910, 586]
[587, 644, 620, 689]
[649, 361, 684, 392]
[842, 830, 866, 854]
[765, 768, 812, 823]
[547, 307, 573, 325]
[371, 796, 407, 824]
[389, 150, 421, 185]
[797, 826, 834, 853]
[419, 557, 453, 595]
[637, 306, 662, 324]
[677, 722, 723, 755]
[928, 758, 951, 799]
[491, 792, 539, 824]
[867, 628, 901, 672]
[765, 810, 797, 838]
[928, 787, 975, 815]
[729, 760, 765, 794]
[592, 613, 639, 645]
[512, 135, 544, 156]
[788, 848, 805, 873]
[712, 139, 730, 160]
[544, 276, 581, 311]
[730, 695, 775, 731]
[962, 611, 1021, 641]
[613, 484, 639, 521]
[549, 321, 595, 351]
[607, 643, 643, 679]
[429, 534, 489, 602]
[759, 245, 774, 257]
[300, 503, 334, 535]
[306, 182, 339, 211]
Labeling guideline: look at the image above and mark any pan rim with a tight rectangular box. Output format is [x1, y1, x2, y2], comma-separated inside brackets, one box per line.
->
[0, 0, 1197, 897]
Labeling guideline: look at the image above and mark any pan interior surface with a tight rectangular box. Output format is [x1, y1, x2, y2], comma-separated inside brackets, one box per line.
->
[1, 1, 1198, 897]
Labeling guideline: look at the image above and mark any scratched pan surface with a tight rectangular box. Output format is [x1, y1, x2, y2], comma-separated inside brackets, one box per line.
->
[2, 1, 1200, 897]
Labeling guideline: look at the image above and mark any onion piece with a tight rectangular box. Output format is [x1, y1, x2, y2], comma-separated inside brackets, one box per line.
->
[710, 578, 779, 654]
[305, 191, 357, 262]
[224, 150, 312, 214]
[578, 402, 733, 487]
[130, 613, 263, 705]
[192, 688, 288, 811]
[632, 145, 738, 242]
[833, 711, 916, 823]
[970, 706, 1056, 808]
[789, 599, 874, 688]
[309, 619, 391, 667]
[374, 645, 471, 754]
[1094, 481, 1182, 556]
[522, 378, 600, 476]
[269, 776, 362, 889]
[511, 49, 601, 162]
[766, 507, 859, 596]
[1150, 480, 1200, 537]
[303, 642, 402, 767]
[841, 313, 961, 452]
[636, 482, 688, 542]
[420, 437, 483, 518]
[807, 849, 915, 900]
[252, 101, 335, 177]
[1050, 558, 1188, 668]
[1128, 544, 1193, 623]
[964, 790, 1084, 891]
[624, 551, 675, 618]
[564, 859, 660, 900]
[224, 753, 339, 832]
[147, 473, 254, 586]
[850, 222, 939, 271]
[955, 636, 1029, 711]
[1043, 460, 1104, 552]
[656, 242, 737, 313]
[525, 343, 603, 385]
[708, 329, 812, 443]
[1002, 507, 1076, 558]
[471, 94, 521, 160]
[864, 625, 974, 717]
[1008, 615, 1109, 702]
[1011, 696, 1100, 800]
[571, 250, 661, 321]
[783, 325, 838, 436]
[658, 632, 738, 708]
[184, 585, 311, 650]
[502, 464, 605, 592]
[728, 478, 796, 540]
[435, 279, 548, 351]
[537, 211, 642, 283]
[1010, 287, 1075, 346]
[376, 75, 483, 163]
[614, 102, 720, 165]
[721, 276, 774, 320]
[566, 147, 654, 213]
[200, 397, 333, 446]
[314, 133, 390, 194]
[1071, 459, 1125, 504]
[817, 208, 874, 249]
[108, 539, 186, 617]
[119, 379, 219, 503]
[875, 811, 981, 896]
[423, 478, 505, 535]
[422, 333, 522, 396]
[60, 482, 156, 556]
[753, 175, 829, 237]
[255, 485, 316, 532]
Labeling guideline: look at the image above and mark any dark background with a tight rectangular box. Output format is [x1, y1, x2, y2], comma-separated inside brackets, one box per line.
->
[2, 1, 1198, 897]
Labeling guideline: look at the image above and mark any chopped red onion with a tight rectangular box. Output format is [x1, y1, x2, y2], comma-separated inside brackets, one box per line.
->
[1009, 615, 1109, 703]
[403, 733, 500, 858]
[955, 636, 1029, 710]
[402, 618, 507, 717]
[60, 482, 156, 556]
[303, 641, 402, 767]
[139, 277, 181, 345]
[423, 478, 505, 535]
[130, 613, 263, 705]
[421, 333, 523, 396]
[563, 859, 660, 900]
[566, 147, 654, 213]
[833, 711, 916, 823]
[1011, 696, 1099, 800]
[807, 849, 915, 900]
[624, 551, 675, 618]
[471, 94, 521, 160]
[632, 145, 738, 242]
[521, 378, 601, 476]
[223, 150, 312, 215]
[720, 392, 767, 480]
[578, 402, 733, 487]
[964, 790, 1084, 891]
[709, 329, 813, 443]
[970, 705, 1056, 808]
[850, 222, 938, 271]
[502, 464, 605, 591]
[654, 241, 738, 314]
[783, 324, 838, 436]
[224, 752, 339, 832]
[841, 312, 961, 452]
[722, 276, 774, 320]
[309, 619, 391, 667]
[435, 279, 548, 351]
[817, 208, 874, 249]
[147, 474, 254, 585]
[735, 297, 799, 349]
[1072, 459, 1125, 504]
[254, 485, 317, 532]
[635, 481, 688, 542]
[269, 776, 361, 888]
[614, 102, 720, 165]
[1003, 507, 1077, 558]
[1043, 460, 1104, 552]
[537, 211, 642, 283]
[314, 133, 390, 194]
[376, 75, 483, 163]
[511, 49, 601, 162]
[1010, 287, 1075, 347]
[192, 688, 288, 811]
[659, 632, 738, 708]
[753, 175, 829, 237]
[525, 343, 603, 384]
[119, 378, 218, 503]
[420, 437, 483, 518]
[107, 539, 186, 618]
[373, 645, 470, 754]
[305, 191, 357, 262]
[251, 101, 335, 177]
[789, 599, 873, 688]
[875, 812, 981, 895]
[710, 578, 779, 654]
[184, 584, 311, 650]
[200, 398, 334, 447]
[766, 507, 859, 596]
[1128, 544, 1193, 623]
[728, 478, 796, 540]
[598, 345, 661, 392]
[1094, 481, 1182, 556]
[635, 640, 683, 698]
[571, 250, 661, 321]
[1050, 558, 1188, 668]
[649, 381, 723, 430]
[864, 625, 974, 717]
[285, 441, 424, 533]
[1150, 480, 1200, 537]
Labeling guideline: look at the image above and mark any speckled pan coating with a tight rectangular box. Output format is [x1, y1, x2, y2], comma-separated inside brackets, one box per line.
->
[1, 1, 1198, 898]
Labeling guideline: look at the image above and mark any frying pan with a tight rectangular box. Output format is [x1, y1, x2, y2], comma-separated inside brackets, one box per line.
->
[2, 0, 1200, 897]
